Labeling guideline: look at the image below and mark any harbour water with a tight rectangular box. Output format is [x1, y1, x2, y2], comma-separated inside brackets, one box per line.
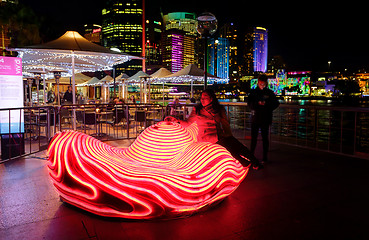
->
[223, 98, 369, 158]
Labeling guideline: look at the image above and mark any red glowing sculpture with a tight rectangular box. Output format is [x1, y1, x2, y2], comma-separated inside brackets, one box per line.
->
[47, 122, 248, 219]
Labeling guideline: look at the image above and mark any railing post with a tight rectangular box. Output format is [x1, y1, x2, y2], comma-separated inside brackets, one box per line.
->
[126, 105, 130, 139]
[354, 111, 357, 155]
[340, 111, 343, 154]
[314, 108, 318, 149]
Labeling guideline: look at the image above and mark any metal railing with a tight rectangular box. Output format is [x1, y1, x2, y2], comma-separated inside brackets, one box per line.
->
[57, 103, 165, 140]
[0, 103, 166, 162]
[0, 106, 56, 162]
[220, 103, 369, 160]
[1, 102, 368, 162]
[271, 105, 369, 159]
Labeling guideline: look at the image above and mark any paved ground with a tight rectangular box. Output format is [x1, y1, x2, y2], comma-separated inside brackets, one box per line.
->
[1, 138, 369, 240]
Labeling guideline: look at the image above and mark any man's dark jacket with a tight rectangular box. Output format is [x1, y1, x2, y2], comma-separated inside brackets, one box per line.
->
[247, 87, 280, 125]
[63, 91, 73, 103]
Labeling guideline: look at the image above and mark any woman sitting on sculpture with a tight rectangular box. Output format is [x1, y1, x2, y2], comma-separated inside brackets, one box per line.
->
[165, 89, 263, 170]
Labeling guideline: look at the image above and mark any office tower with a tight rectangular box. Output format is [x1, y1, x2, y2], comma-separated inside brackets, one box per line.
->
[253, 27, 268, 73]
[162, 31, 184, 73]
[216, 38, 230, 79]
[161, 12, 197, 73]
[219, 22, 239, 81]
[161, 30, 196, 73]
[208, 38, 229, 79]
[84, 24, 102, 44]
[243, 29, 254, 75]
[145, 19, 162, 74]
[101, 0, 143, 74]
[163, 12, 197, 37]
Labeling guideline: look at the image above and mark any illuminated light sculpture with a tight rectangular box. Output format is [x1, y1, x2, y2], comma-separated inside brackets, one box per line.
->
[47, 122, 248, 219]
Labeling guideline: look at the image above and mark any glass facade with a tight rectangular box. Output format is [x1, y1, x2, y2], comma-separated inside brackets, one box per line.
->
[208, 38, 229, 79]
[161, 12, 197, 73]
[102, 0, 143, 74]
[170, 33, 184, 73]
[163, 12, 197, 37]
[161, 31, 195, 73]
[253, 27, 268, 73]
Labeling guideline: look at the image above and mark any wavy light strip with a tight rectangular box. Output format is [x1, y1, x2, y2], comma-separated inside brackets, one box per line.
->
[47, 121, 248, 219]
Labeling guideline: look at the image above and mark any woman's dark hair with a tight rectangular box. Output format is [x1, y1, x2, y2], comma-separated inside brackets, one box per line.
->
[196, 88, 222, 114]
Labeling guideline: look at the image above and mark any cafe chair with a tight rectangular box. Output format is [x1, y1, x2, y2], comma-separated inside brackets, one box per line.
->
[134, 110, 146, 135]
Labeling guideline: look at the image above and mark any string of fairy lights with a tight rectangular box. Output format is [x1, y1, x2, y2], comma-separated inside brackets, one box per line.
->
[15, 48, 228, 85]
[15, 48, 132, 79]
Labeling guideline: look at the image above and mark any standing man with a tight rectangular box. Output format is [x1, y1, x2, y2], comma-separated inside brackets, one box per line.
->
[248, 74, 279, 163]
[63, 85, 73, 104]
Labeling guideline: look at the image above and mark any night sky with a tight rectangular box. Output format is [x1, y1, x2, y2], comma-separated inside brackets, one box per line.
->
[21, 0, 369, 72]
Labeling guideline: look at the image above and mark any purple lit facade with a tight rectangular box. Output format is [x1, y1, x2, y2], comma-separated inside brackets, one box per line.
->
[162, 30, 195, 73]
[171, 34, 184, 73]
[253, 27, 268, 73]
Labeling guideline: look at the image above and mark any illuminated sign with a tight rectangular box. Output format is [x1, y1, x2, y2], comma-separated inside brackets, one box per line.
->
[92, 28, 101, 33]
[47, 122, 248, 219]
[0, 56, 24, 134]
[251, 74, 311, 95]
[287, 71, 312, 75]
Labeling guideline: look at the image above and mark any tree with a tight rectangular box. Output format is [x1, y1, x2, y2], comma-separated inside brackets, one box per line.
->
[0, 2, 41, 53]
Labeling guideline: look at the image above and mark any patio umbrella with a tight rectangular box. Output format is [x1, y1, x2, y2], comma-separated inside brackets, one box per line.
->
[150, 68, 172, 79]
[163, 64, 217, 82]
[9, 31, 140, 129]
[127, 71, 150, 103]
[116, 73, 130, 81]
[150, 68, 172, 103]
[77, 76, 101, 87]
[128, 71, 150, 82]
[77, 77, 101, 100]
[154, 64, 228, 98]
[96, 75, 114, 85]
[9, 31, 140, 101]
[46, 73, 90, 85]
[115, 73, 130, 100]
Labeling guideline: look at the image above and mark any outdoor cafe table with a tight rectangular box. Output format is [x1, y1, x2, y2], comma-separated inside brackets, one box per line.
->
[94, 111, 113, 137]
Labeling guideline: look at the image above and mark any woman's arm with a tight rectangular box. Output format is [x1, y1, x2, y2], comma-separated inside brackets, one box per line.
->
[165, 107, 197, 127]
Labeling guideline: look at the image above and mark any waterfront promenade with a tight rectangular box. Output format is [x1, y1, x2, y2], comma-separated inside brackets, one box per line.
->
[1, 138, 368, 240]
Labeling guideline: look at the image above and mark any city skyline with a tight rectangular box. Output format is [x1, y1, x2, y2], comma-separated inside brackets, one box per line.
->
[19, 0, 369, 72]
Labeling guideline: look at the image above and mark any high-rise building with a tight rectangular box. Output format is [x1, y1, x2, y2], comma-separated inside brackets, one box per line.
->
[84, 24, 102, 44]
[162, 31, 184, 73]
[161, 12, 197, 73]
[219, 23, 239, 81]
[216, 38, 230, 79]
[161, 30, 195, 73]
[145, 19, 162, 74]
[208, 38, 229, 79]
[243, 28, 254, 75]
[163, 12, 197, 37]
[101, 0, 143, 75]
[253, 27, 268, 73]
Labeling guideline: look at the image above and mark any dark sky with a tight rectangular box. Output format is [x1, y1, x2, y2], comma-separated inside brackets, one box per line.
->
[21, 0, 369, 72]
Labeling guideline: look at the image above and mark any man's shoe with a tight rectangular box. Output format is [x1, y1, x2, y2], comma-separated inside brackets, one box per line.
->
[252, 163, 264, 170]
